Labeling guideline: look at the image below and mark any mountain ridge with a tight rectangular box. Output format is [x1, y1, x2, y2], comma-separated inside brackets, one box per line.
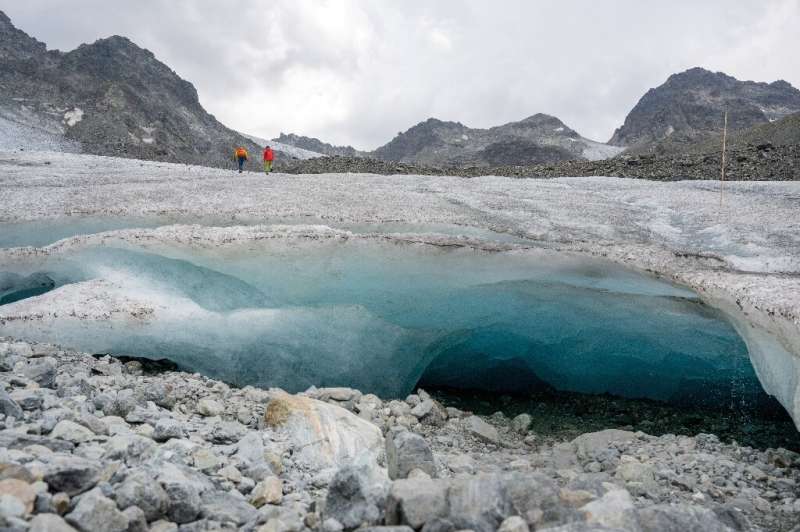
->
[610, 67, 800, 153]
[0, 10, 271, 169]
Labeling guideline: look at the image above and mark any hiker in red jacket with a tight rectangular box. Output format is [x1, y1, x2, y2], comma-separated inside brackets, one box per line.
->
[263, 146, 275, 174]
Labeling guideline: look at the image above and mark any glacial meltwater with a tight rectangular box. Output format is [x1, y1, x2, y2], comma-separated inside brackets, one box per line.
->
[1, 232, 797, 448]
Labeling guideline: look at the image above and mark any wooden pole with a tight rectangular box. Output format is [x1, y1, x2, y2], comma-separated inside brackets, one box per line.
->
[720, 110, 728, 209]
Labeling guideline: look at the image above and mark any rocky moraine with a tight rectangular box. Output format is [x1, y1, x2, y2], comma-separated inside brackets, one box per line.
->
[1, 338, 799, 532]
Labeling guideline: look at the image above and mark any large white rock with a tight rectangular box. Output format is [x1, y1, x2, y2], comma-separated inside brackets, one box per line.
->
[262, 391, 384, 470]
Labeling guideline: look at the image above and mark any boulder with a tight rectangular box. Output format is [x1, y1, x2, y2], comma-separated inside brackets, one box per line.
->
[148, 520, 179, 532]
[571, 430, 635, 461]
[410, 400, 447, 427]
[115, 469, 169, 521]
[104, 389, 138, 418]
[153, 418, 186, 442]
[356, 528, 414, 532]
[42, 455, 100, 496]
[0, 479, 36, 515]
[0, 389, 25, 419]
[637, 504, 734, 532]
[192, 448, 222, 471]
[121, 506, 147, 532]
[580, 489, 638, 531]
[313, 387, 362, 403]
[205, 420, 247, 444]
[615, 459, 657, 496]
[28, 514, 79, 532]
[21, 356, 58, 388]
[197, 398, 224, 417]
[419, 518, 455, 532]
[103, 434, 157, 463]
[250, 476, 283, 507]
[50, 420, 95, 444]
[385, 478, 448, 529]
[510, 414, 532, 434]
[464, 416, 500, 445]
[324, 463, 389, 530]
[200, 490, 258, 526]
[157, 463, 212, 524]
[10, 389, 45, 410]
[65, 489, 129, 532]
[0, 464, 35, 483]
[386, 431, 436, 480]
[498, 516, 530, 532]
[0, 431, 74, 452]
[263, 392, 384, 470]
[447, 473, 566, 532]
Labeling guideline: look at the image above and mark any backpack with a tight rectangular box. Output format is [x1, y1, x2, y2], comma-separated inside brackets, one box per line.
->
[236, 147, 247, 158]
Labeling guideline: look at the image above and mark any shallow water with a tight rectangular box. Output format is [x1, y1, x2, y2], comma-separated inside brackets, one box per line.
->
[431, 386, 800, 452]
[0, 236, 767, 413]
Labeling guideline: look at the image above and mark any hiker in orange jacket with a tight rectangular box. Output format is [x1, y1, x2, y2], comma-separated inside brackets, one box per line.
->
[234, 147, 248, 173]
[263, 146, 275, 174]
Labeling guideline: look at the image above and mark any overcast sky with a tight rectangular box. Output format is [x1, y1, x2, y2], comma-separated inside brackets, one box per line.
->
[3, 1, 799, 149]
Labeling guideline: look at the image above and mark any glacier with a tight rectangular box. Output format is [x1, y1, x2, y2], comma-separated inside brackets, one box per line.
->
[1, 150, 799, 427]
[0, 233, 759, 405]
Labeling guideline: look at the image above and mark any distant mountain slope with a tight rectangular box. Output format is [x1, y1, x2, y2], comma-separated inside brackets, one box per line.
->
[272, 133, 364, 158]
[723, 111, 800, 148]
[0, 10, 274, 169]
[611, 67, 800, 154]
[370, 114, 623, 166]
[686, 111, 800, 155]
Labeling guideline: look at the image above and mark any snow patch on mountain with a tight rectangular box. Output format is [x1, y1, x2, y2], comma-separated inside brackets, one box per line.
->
[242, 133, 322, 160]
[62, 108, 83, 127]
[581, 139, 626, 161]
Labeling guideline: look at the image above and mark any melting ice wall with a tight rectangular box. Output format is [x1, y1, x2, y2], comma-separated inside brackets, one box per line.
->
[0, 236, 764, 407]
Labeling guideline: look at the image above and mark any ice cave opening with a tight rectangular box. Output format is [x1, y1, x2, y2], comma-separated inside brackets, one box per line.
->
[1, 234, 797, 447]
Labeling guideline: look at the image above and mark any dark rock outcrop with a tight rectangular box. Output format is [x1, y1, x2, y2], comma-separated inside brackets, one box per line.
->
[610, 67, 800, 153]
[0, 10, 267, 169]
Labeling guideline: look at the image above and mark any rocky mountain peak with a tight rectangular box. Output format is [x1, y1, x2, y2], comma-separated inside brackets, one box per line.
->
[56, 35, 201, 108]
[501, 113, 580, 138]
[609, 67, 800, 151]
[518, 113, 562, 124]
[369, 111, 607, 166]
[0, 10, 262, 169]
[0, 10, 47, 61]
[665, 66, 734, 86]
[771, 79, 794, 90]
